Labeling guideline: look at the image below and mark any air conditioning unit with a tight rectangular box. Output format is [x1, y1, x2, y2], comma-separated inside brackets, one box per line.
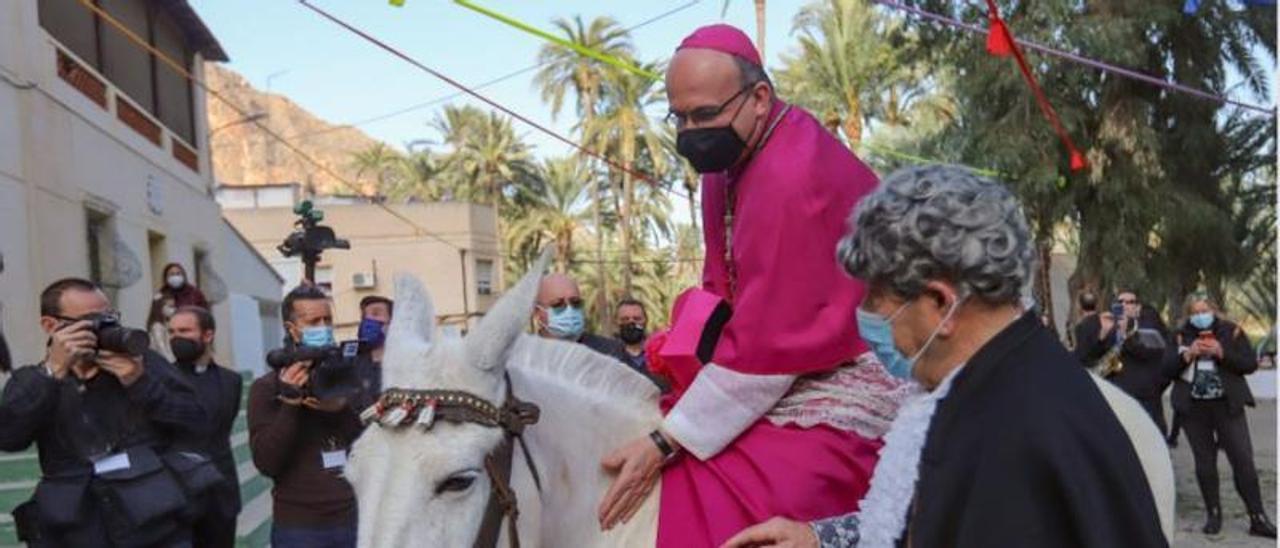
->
[352, 271, 376, 289]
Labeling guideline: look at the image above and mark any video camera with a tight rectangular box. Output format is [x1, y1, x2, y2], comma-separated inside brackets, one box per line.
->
[82, 312, 150, 355]
[266, 340, 363, 402]
[277, 201, 349, 281]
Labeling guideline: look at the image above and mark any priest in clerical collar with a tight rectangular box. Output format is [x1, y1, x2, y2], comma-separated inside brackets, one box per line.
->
[724, 164, 1172, 548]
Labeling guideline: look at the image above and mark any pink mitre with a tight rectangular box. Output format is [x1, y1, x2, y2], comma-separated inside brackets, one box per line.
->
[676, 24, 762, 67]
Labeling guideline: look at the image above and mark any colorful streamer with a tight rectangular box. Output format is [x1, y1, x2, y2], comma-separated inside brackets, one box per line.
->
[451, 0, 663, 81]
[984, 0, 1087, 171]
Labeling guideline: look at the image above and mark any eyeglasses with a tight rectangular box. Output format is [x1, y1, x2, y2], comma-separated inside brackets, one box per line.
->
[1116, 299, 1139, 305]
[666, 85, 751, 128]
[53, 310, 121, 324]
[542, 297, 584, 313]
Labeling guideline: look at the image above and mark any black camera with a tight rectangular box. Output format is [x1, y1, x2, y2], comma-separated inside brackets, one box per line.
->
[276, 201, 349, 263]
[82, 312, 149, 355]
[266, 341, 362, 402]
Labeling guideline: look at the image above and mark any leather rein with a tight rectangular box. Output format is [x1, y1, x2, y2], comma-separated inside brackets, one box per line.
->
[360, 373, 543, 548]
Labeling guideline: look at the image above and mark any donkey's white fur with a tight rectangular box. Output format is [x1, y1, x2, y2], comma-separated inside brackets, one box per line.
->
[505, 334, 662, 547]
[346, 251, 662, 547]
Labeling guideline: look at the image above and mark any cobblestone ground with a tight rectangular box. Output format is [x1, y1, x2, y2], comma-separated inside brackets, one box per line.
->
[1173, 399, 1277, 548]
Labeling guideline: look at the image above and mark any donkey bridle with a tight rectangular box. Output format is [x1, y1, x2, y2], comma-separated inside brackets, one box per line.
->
[361, 373, 543, 548]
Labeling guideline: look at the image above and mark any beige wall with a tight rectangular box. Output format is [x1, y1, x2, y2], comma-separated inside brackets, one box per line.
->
[0, 1, 281, 372]
[223, 202, 501, 340]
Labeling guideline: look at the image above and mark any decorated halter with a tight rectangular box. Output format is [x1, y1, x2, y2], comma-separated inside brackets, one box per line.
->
[361, 376, 542, 548]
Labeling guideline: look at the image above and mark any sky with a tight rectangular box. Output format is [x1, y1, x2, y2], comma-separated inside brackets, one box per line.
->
[187, 1, 1276, 168]
[188, 0, 807, 158]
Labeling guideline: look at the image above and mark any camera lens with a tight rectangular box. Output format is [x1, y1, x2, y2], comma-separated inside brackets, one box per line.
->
[97, 325, 150, 355]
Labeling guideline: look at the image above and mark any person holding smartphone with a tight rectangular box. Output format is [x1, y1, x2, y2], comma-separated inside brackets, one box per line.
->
[1166, 293, 1275, 538]
[1076, 290, 1170, 434]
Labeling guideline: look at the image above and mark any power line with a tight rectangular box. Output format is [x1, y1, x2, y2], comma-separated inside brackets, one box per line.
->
[281, 0, 702, 142]
[873, 0, 1276, 117]
[74, 0, 465, 251]
[297, 0, 693, 203]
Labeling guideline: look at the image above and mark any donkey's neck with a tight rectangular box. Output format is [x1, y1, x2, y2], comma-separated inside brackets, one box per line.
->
[504, 335, 663, 547]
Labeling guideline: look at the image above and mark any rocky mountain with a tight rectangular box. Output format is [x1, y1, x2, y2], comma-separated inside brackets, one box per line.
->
[205, 63, 385, 195]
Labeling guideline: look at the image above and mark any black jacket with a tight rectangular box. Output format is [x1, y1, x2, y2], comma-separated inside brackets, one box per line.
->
[170, 360, 243, 520]
[910, 312, 1166, 547]
[0, 351, 209, 546]
[1074, 311, 1170, 400]
[1164, 318, 1257, 416]
[579, 333, 669, 391]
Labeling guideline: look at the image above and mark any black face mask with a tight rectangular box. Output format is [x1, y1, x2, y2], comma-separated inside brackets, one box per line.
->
[618, 324, 647, 345]
[170, 336, 205, 364]
[677, 127, 747, 174]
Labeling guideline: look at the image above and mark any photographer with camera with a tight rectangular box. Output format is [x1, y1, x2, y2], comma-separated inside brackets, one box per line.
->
[248, 284, 362, 548]
[166, 306, 243, 548]
[1075, 289, 1170, 434]
[0, 278, 209, 547]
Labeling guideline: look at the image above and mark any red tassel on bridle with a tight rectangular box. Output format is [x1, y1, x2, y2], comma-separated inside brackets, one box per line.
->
[984, 0, 1087, 171]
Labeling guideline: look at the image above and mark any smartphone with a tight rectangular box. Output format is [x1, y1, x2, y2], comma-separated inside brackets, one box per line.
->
[1110, 303, 1125, 319]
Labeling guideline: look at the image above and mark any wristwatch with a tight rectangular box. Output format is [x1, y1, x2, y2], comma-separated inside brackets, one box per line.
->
[649, 430, 678, 463]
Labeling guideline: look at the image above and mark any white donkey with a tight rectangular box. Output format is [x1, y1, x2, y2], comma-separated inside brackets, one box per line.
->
[345, 251, 1176, 546]
[344, 252, 662, 547]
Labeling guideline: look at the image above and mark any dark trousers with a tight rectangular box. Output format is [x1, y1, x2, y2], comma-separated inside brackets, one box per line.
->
[191, 511, 237, 548]
[1136, 395, 1168, 438]
[1183, 398, 1266, 514]
[1169, 410, 1184, 442]
[271, 524, 356, 548]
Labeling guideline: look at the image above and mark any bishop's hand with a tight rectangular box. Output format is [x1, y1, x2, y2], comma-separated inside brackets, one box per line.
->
[598, 433, 674, 531]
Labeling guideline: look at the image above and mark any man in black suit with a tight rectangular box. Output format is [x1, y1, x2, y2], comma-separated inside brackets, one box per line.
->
[168, 306, 243, 548]
[1075, 290, 1170, 435]
[1071, 292, 1099, 361]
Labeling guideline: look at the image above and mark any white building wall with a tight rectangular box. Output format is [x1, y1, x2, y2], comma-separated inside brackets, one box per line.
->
[0, 0, 280, 370]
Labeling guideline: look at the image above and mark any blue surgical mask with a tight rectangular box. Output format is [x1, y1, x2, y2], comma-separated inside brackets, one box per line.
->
[1190, 312, 1214, 330]
[857, 305, 913, 379]
[543, 305, 585, 340]
[358, 318, 387, 348]
[856, 296, 966, 380]
[300, 325, 336, 348]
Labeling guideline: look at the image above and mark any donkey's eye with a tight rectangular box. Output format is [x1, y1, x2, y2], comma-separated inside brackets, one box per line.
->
[435, 470, 480, 495]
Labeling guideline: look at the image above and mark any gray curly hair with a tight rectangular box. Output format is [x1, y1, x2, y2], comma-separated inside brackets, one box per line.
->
[837, 165, 1035, 304]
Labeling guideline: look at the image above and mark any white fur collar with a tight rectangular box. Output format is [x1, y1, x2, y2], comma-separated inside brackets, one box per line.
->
[855, 364, 965, 548]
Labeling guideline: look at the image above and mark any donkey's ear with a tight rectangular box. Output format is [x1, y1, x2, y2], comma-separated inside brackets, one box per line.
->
[466, 247, 552, 372]
[388, 274, 436, 344]
[381, 274, 436, 390]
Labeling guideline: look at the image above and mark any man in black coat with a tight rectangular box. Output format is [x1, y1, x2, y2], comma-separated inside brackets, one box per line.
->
[1075, 290, 1170, 435]
[167, 306, 243, 548]
[723, 165, 1167, 548]
[0, 278, 208, 547]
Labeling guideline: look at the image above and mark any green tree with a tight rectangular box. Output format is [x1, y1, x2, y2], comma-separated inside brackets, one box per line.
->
[582, 61, 669, 297]
[777, 0, 907, 144]
[431, 105, 534, 208]
[534, 15, 635, 324]
[505, 157, 595, 273]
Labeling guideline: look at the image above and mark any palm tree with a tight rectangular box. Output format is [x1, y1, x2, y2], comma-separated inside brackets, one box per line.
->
[432, 105, 533, 208]
[505, 157, 595, 273]
[350, 143, 404, 195]
[660, 126, 701, 234]
[534, 15, 636, 324]
[777, 0, 902, 145]
[582, 61, 668, 297]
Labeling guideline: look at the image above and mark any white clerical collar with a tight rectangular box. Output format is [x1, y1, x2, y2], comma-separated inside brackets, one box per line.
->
[855, 363, 966, 548]
[194, 363, 209, 375]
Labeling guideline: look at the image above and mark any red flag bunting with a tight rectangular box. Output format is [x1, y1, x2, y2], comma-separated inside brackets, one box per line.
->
[984, 0, 1087, 171]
